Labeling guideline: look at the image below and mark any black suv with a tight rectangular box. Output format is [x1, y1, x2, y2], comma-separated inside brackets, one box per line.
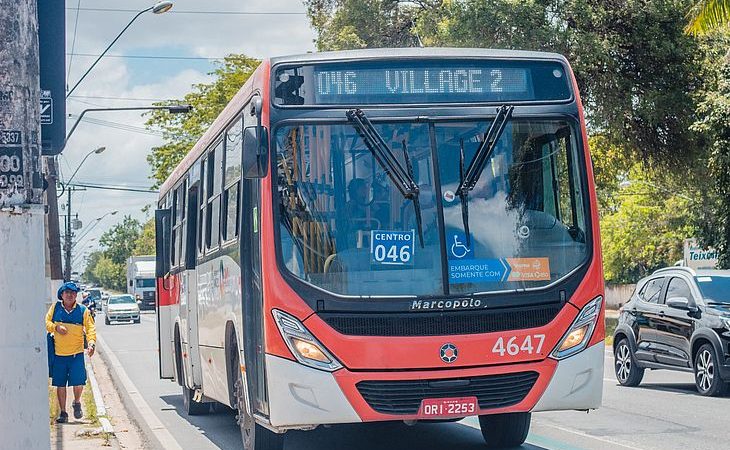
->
[613, 267, 730, 396]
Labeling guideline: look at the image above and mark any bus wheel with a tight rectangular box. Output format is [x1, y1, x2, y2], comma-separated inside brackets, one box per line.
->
[182, 385, 209, 416]
[478, 412, 530, 448]
[234, 357, 283, 450]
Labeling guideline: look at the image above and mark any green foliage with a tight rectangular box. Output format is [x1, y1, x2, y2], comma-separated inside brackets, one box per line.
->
[91, 255, 126, 292]
[99, 216, 141, 265]
[304, 0, 422, 51]
[83, 251, 103, 286]
[134, 218, 155, 256]
[146, 55, 260, 188]
[601, 171, 696, 282]
[691, 51, 730, 268]
[687, 0, 730, 35]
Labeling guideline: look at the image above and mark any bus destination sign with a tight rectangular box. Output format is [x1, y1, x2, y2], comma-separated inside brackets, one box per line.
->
[274, 60, 571, 106]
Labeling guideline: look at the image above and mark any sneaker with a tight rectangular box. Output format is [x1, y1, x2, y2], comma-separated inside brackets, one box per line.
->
[56, 411, 68, 423]
[72, 402, 82, 419]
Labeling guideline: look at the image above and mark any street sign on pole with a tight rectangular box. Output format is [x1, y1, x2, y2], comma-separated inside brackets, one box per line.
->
[38, 0, 66, 155]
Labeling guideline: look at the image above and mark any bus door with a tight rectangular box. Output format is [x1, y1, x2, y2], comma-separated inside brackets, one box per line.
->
[241, 175, 268, 415]
[180, 180, 204, 389]
[155, 208, 175, 379]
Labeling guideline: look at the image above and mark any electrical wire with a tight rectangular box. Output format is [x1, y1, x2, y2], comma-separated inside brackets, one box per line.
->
[69, 94, 170, 102]
[67, 0, 83, 80]
[65, 7, 306, 15]
[67, 52, 223, 61]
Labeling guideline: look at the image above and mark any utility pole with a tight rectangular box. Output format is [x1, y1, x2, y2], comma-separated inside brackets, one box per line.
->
[64, 186, 72, 280]
[0, 0, 52, 448]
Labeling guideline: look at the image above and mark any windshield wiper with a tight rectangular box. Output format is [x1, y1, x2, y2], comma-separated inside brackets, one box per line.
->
[455, 105, 514, 246]
[345, 109, 424, 247]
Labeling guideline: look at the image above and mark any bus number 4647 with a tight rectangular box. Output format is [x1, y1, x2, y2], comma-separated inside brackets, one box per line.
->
[491, 334, 545, 357]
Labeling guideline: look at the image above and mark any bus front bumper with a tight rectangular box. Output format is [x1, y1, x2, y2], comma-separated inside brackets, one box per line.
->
[265, 341, 603, 429]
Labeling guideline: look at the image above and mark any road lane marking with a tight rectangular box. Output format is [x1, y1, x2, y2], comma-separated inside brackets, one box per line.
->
[97, 334, 183, 450]
[536, 422, 646, 450]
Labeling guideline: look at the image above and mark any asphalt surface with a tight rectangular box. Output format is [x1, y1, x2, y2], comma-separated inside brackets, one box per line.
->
[96, 312, 730, 450]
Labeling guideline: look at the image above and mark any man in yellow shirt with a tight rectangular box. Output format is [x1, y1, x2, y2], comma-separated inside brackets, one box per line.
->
[45, 281, 97, 423]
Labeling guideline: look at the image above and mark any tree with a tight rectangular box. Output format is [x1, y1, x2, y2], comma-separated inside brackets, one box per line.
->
[99, 215, 141, 265]
[134, 218, 155, 256]
[304, 0, 422, 51]
[601, 170, 696, 283]
[83, 251, 103, 286]
[92, 255, 126, 291]
[687, 0, 730, 35]
[146, 55, 260, 187]
[691, 50, 730, 268]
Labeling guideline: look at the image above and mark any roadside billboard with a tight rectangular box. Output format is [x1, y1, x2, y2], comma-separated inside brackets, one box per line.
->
[683, 238, 719, 270]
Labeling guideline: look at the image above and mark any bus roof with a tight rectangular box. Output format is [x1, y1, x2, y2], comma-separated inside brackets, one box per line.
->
[270, 47, 569, 66]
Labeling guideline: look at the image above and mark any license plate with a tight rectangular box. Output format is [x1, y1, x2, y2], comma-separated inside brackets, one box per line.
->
[419, 397, 478, 417]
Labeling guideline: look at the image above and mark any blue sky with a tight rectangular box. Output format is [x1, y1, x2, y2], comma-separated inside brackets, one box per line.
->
[63, 0, 316, 273]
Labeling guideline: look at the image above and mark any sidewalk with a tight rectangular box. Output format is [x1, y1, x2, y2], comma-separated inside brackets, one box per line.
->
[49, 346, 149, 449]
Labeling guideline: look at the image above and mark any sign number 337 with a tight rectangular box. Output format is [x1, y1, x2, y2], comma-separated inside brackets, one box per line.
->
[491, 334, 545, 357]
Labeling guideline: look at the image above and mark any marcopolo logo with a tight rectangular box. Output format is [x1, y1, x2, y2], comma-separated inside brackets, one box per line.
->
[440, 343, 458, 363]
[410, 298, 482, 311]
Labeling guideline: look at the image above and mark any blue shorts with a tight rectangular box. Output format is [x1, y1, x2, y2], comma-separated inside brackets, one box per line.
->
[51, 353, 87, 387]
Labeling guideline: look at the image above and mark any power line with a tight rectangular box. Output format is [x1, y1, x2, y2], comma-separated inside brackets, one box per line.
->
[65, 7, 306, 15]
[69, 182, 160, 194]
[67, 0, 83, 79]
[69, 94, 169, 102]
[67, 52, 223, 61]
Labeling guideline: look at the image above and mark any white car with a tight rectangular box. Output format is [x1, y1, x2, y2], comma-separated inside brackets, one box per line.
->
[104, 294, 141, 325]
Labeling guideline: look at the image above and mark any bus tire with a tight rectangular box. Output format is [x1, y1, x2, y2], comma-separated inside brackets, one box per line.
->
[233, 352, 284, 450]
[182, 384, 209, 416]
[478, 412, 530, 449]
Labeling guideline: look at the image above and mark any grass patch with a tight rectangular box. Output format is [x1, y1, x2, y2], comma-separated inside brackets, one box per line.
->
[49, 381, 59, 427]
[82, 378, 100, 427]
[605, 317, 617, 347]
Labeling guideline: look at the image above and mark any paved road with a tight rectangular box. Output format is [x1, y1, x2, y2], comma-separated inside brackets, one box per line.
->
[96, 313, 729, 450]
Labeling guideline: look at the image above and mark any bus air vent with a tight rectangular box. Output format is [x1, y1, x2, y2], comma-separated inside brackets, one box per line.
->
[356, 371, 539, 415]
[319, 303, 562, 337]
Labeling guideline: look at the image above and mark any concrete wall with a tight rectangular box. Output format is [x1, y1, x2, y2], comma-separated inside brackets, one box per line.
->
[605, 283, 636, 310]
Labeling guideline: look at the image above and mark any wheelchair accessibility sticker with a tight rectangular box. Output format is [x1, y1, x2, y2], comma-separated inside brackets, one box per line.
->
[446, 232, 550, 282]
[448, 232, 473, 260]
[371, 230, 415, 266]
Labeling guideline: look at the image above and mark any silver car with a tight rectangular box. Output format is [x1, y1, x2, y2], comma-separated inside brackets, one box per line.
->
[104, 294, 141, 325]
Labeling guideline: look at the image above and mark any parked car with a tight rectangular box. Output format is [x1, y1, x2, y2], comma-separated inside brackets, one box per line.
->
[613, 267, 730, 396]
[105, 294, 141, 325]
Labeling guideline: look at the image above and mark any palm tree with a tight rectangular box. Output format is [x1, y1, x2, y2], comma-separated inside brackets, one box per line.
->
[686, 0, 730, 35]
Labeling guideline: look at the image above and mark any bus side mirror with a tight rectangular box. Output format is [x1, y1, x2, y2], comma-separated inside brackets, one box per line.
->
[243, 125, 269, 179]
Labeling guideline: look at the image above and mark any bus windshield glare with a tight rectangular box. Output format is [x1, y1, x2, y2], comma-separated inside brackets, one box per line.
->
[276, 118, 589, 297]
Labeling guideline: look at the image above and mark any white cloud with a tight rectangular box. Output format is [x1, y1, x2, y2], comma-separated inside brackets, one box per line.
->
[62, 0, 317, 273]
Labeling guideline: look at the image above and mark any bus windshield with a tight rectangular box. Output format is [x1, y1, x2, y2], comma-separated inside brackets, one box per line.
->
[275, 118, 589, 297]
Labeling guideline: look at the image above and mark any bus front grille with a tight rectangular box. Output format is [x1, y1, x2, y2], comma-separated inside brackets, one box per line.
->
[356, 371, 539, 415]
[319, 303, 562, 337]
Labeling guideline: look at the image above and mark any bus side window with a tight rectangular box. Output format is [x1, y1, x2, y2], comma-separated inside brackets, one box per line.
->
[199, 157, 207, 256]
[170, 188, 178, 267]
[224, 116, 243, 242]
[206, 140, 223, 250]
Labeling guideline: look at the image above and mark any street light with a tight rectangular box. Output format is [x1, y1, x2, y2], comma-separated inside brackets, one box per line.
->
[61, 146, 107, 280]
[66, 1, 174, 98]
[73, 210, 118, 248]
[60, 146, 106, 195]
[63, 105, 192, 152]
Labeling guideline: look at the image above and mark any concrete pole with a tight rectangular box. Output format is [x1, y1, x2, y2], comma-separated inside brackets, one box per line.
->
[0, 1, 52, 448]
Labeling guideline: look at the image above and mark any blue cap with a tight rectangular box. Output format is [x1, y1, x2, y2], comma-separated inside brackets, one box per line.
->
[57, 281, 80, 300]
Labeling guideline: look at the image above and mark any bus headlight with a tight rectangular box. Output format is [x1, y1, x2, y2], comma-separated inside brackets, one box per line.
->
[551, 296, 602, 360]
[272, 309, 343, 372]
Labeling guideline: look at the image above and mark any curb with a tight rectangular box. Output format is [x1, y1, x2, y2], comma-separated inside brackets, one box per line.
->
[96, 333, 182, 450]
[86, 357, 115, 435]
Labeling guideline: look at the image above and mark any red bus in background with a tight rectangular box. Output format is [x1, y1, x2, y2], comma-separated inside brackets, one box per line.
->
[155, 48, 604, 450]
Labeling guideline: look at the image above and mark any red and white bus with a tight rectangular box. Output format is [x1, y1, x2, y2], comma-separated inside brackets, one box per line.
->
[155, 48, 604, 450]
